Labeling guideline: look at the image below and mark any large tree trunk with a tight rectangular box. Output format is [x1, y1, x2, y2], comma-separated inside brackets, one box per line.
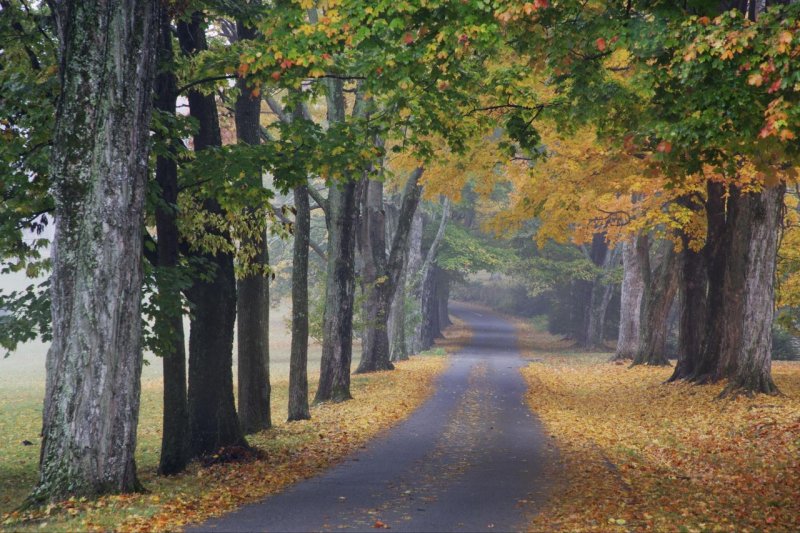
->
[154, 10, 189, 476]
[632, 239, 678, 366]
[682, 182, 784, 396]
[234, 17, 270, 434]
[314, 79, 359, 403]
[357, 178, 393, 372]
[288, 184, 311, 421]
[356, 169, 424, 373]
[34, 0, 157, 503]
[178, 13, 247, 456]
[722, 184, 784, 395]
[613, 235, 646, 361]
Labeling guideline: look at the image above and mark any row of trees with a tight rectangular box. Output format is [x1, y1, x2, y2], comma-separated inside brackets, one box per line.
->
[0, 0, 515, 504]
[2, 0, 799, 508]
[489, 0, 800, 395]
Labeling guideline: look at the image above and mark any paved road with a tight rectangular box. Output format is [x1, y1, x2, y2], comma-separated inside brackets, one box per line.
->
[193, 303, 551, 532]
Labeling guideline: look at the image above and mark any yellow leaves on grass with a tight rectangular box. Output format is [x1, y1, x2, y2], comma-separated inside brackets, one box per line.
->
[1, 353, 453, 533]
[518, 344, 800, 532]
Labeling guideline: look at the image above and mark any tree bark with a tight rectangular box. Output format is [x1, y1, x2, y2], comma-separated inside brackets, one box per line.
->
[34, 0, 157, 503]
[722, 184, 784, 395]
[585, 245, 621, 349]
[153, 10, 189, 476]
[668, 197, 709, 382]
[234, 16, 270, 434]
[632, 239, 678, 366]
[288, 184, 311, 420]
[315, 79, 358, 403]
[411, 200, 450, 353]
[437, 272, 451, 328]
[389, 263, 409, 362]
[356, 168, 424, 373]
[392, 206, 423, 360]
[613, 235, 646, 361]
[420, 266, 444, 349]
[178, 13, 247, 456]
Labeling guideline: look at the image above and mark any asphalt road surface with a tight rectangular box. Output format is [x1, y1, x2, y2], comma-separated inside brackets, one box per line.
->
[193, 302, 551, 532]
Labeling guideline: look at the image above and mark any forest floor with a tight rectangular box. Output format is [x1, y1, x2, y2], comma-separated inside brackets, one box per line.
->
[514, 317, 800, 532]
[0, 308, 463, 532]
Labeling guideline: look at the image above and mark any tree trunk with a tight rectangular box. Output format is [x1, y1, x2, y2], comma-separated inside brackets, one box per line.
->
[437, 273, 450, 328]
[315, 179, 358, 402]
[315, 79, 359, 403]
[357, 178, 394, 372]
[722, 184, 784, 395]
[393, 207, 423, 360]
[288, 184, 311, 421]
[613, 235, 646, 361]
[420, 266, 443, 350]
[632, 239, 678, 366]
[668, 196, 709, 382]
[688, 181, 730, 383]
[685, 182, 784, 395]
[405, 208, 424, 354]
[585, 246, 621, 350]
[154, 10, 189, 476]
[389, 264, 409, 362]
[234, 16, 270, 434]
[34, 0, 157, 503]
[411, 200, 450, 353]
[356, 169, 424, 373]
[178, 13, 247, 456]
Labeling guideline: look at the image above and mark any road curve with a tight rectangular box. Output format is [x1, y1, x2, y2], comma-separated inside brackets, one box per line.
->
[192, 302, 551, 532]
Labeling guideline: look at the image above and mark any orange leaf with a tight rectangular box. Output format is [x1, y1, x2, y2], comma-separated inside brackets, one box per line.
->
[595, 38, 607, 52]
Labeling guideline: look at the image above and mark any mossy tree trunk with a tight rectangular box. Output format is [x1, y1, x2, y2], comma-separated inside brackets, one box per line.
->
[724, 184, 784, 395]
[34, 0, 158, 503]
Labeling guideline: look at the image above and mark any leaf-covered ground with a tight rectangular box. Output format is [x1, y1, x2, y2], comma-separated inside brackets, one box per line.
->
[0, 321, 468, 532]
[515, 320, 800, 532]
